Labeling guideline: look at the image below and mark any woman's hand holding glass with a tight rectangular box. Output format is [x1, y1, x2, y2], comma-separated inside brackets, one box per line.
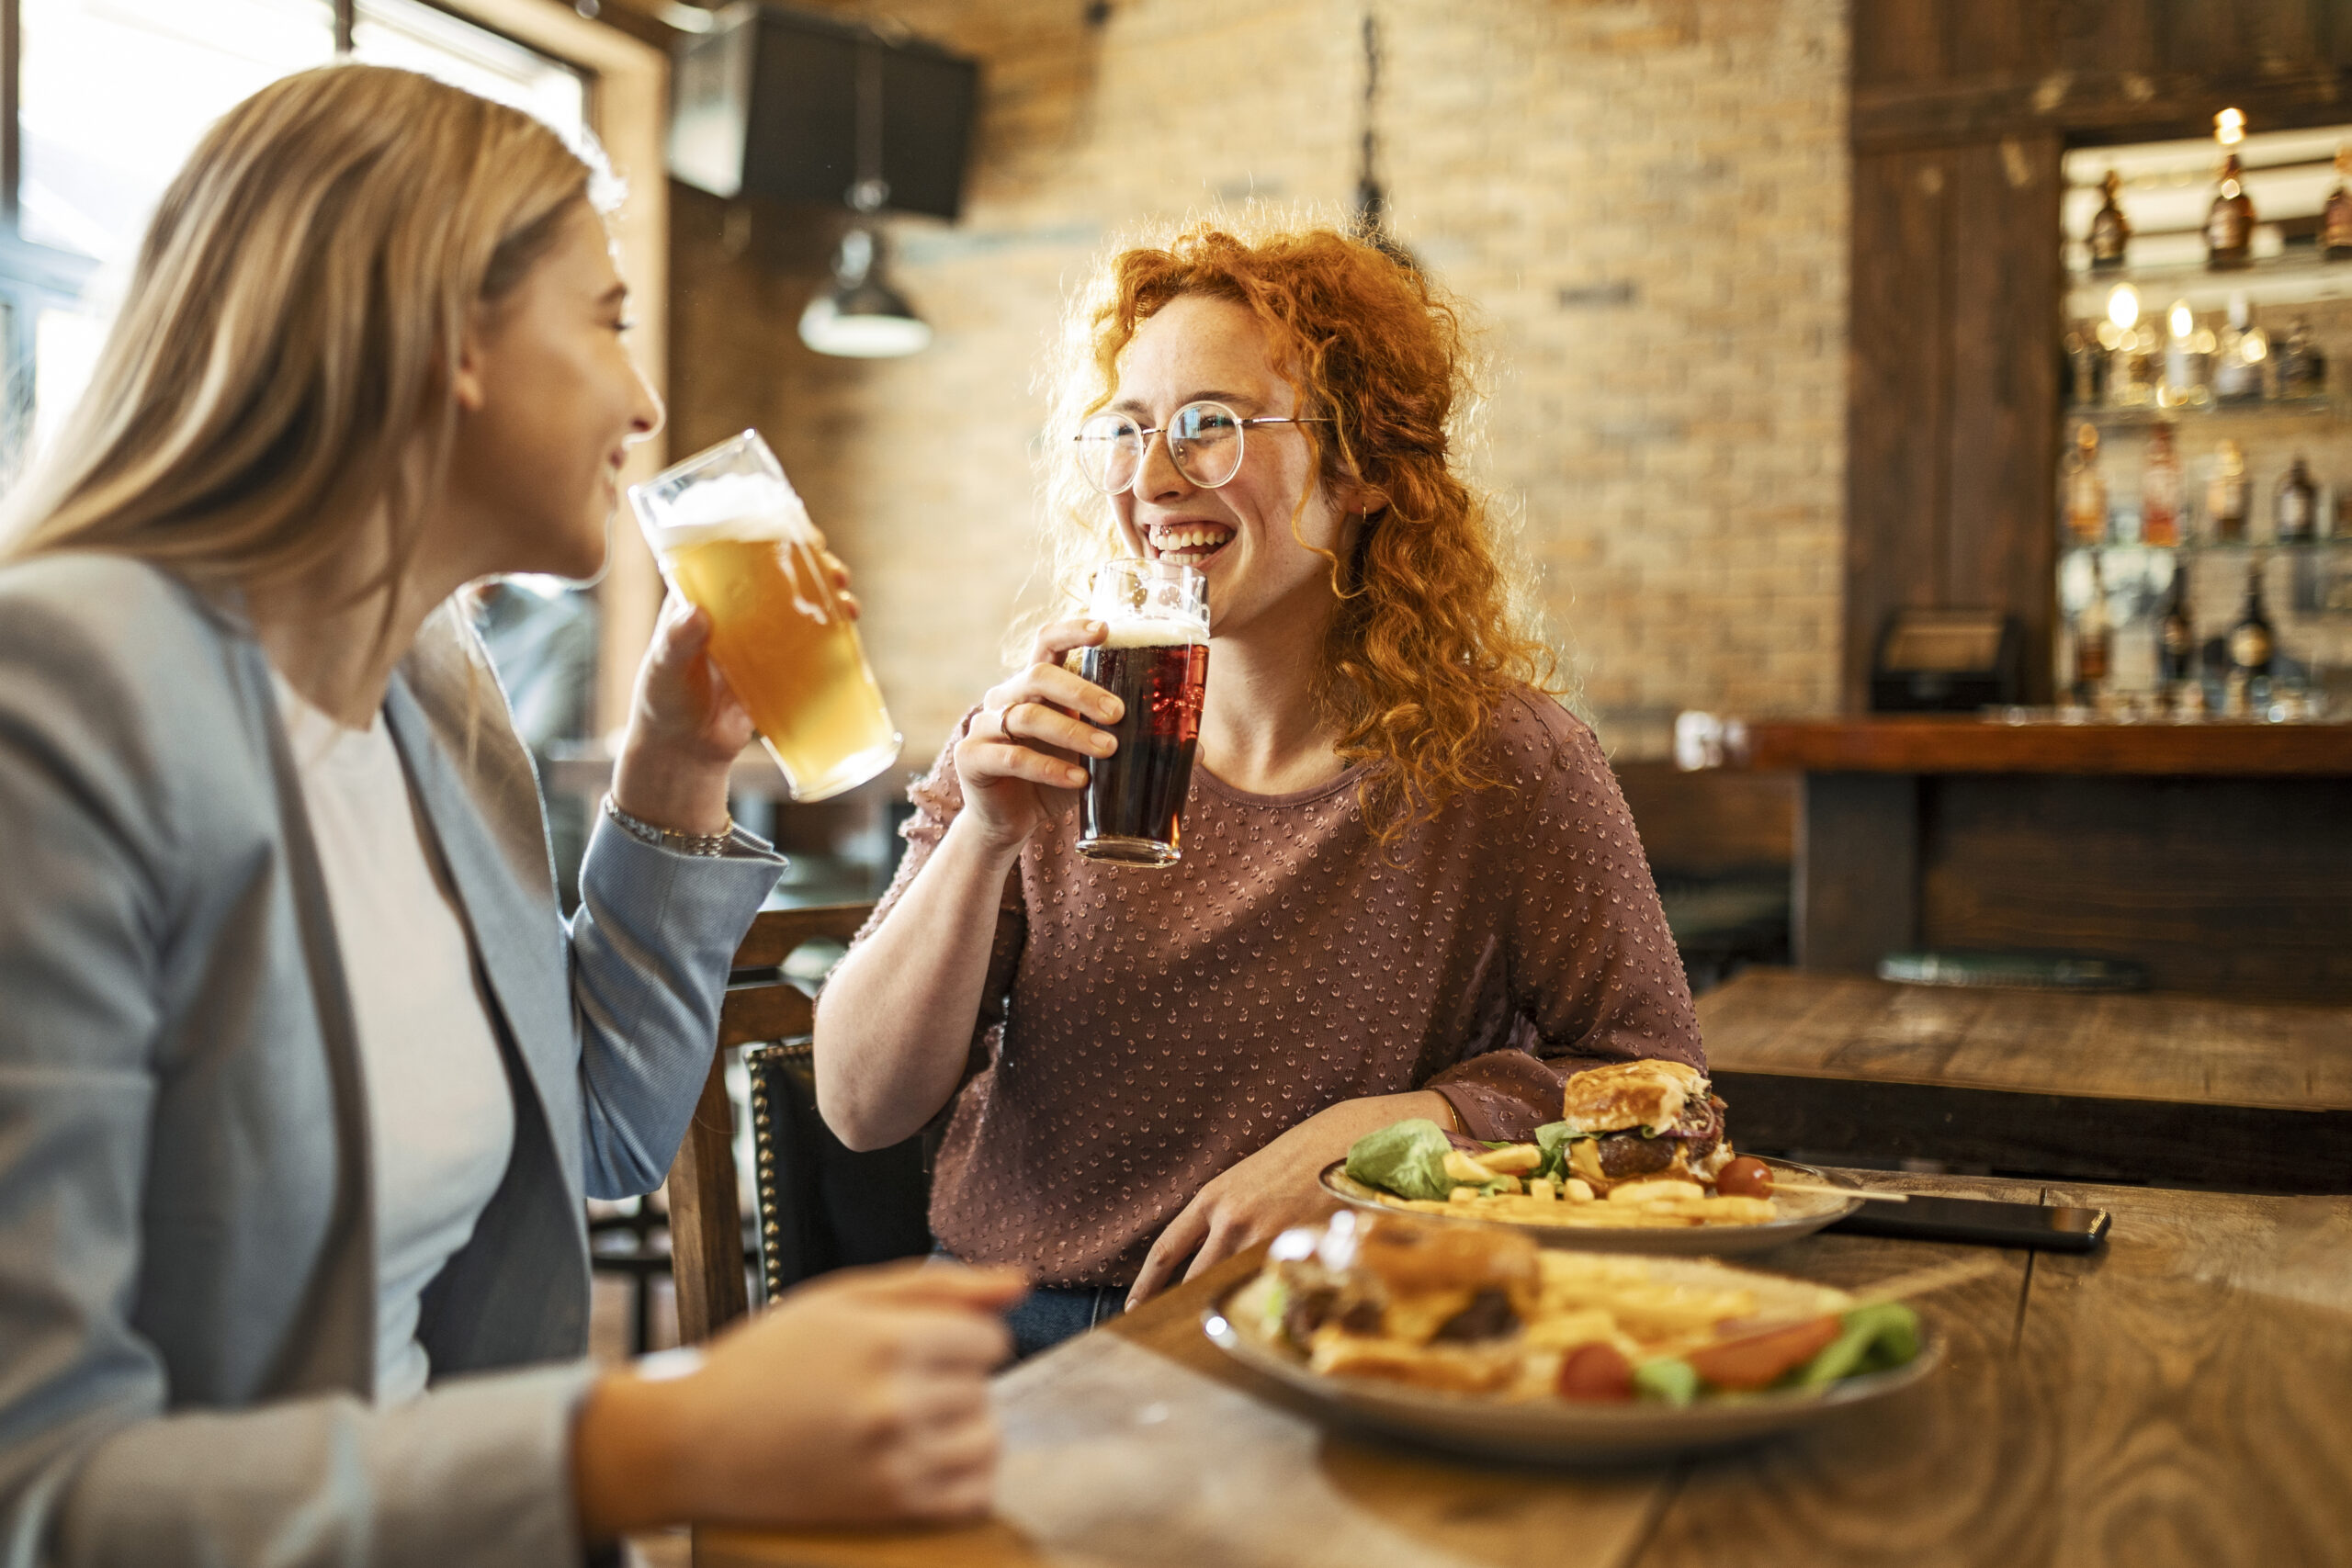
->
[608, 545, 858, 838]
[953, 617, 1124, 853]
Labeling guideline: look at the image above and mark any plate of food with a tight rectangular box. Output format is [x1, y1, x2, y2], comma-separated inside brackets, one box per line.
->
[1321, 1060, 1862, 1256]
[1204, 1210, 1939, 1462]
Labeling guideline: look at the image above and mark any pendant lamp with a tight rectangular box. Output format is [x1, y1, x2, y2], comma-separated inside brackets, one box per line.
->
[799, 225, 932, 357]
[799, 39, 931, 357]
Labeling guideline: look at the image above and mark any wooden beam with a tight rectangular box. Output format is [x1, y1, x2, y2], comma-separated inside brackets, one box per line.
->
[1854, 66, 2352, 151]
[437, 0, 672, 739]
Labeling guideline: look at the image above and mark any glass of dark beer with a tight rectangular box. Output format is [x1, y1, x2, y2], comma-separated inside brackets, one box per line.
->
[1074, 558, 1209, 866]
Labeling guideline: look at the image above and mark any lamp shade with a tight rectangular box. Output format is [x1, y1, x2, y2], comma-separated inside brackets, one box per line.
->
[799, 227, 931, 358]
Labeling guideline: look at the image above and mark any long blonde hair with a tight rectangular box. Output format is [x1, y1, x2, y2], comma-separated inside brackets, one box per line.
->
[1043, 219, 1560, 840]
[0, 64, 609, 623]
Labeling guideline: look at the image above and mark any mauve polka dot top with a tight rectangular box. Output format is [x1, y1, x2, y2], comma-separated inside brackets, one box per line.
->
[854, 687, 1703, 1289]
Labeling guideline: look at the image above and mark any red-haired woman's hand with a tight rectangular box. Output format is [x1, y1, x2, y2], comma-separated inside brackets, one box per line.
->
[953, 618, 1117, 853]
[1126, 1089, 1460, 1307]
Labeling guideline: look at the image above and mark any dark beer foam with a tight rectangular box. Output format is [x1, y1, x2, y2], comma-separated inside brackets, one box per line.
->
[1102, 615, 1206, 649]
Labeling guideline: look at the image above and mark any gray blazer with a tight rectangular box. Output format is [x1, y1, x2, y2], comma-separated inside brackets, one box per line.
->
[0, 556, 785, 1566]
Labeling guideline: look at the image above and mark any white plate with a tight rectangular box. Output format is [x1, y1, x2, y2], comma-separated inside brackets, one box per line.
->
[1318, 1156, 1863, 1257]
[1202, 1263, 1943, 1463]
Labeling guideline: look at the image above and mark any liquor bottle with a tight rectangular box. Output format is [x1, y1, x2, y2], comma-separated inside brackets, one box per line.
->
[2211, 293, 2268, 403]
[2325, 148, 2352, 260]
[2226, 560, 2275, 683]
[2073, 553, 2114, 701]
[2206, 151, 2256, 269]
[2160, 299, 2211, 407]
[2142, 423, 2183, 547]
[2088, 170, 2132, 271]
[2156, 569, 2197, 690]
[2064, 424, 2109, 544]
[2276, 318, 2327, 400]
[2208, 440, 2250, 542]
[2276, 455, 2318, 544]
[2065, 329, 2106, 407]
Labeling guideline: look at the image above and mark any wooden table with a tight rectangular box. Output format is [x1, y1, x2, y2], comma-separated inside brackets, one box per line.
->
[699, 1173, 2352, 1568]
[1699, 968, 2352, 1192]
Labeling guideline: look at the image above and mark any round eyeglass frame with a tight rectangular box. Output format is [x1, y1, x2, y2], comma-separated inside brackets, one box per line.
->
[1072, 400, 1330, 496]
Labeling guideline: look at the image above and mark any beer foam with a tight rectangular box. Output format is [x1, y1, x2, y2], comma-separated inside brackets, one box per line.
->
[1102, 615, 1206, 648]
[640, 471, 807, 549]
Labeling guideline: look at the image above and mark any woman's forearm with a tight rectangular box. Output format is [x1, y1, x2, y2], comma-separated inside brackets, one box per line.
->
[813, 812, 1026, 1150]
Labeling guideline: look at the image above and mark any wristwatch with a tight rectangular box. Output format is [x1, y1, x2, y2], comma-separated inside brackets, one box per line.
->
[602, 795, 734, 858]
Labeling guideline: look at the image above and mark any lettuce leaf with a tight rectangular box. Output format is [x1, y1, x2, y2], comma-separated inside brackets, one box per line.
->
[1788, 1302, 1921, 1390]
[1533, 1120, 1589, 1181]
[1634, 1357, 1700, 1407]
[1343, 1119, 1455, 1201]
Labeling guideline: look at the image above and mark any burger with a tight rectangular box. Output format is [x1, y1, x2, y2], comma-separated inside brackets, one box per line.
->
[1555, 1059, 1732, 1190]
[1266, 1214, 1540, 1393]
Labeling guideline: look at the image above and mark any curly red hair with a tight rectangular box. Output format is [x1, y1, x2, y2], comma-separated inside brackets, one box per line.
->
[1043, 220, 1561, 838]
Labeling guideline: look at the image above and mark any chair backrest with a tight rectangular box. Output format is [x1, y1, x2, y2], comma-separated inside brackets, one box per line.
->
[667, 900, 874, 1344]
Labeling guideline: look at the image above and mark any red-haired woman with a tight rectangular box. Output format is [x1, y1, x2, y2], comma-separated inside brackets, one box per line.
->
[815, 224, 1702, 1356]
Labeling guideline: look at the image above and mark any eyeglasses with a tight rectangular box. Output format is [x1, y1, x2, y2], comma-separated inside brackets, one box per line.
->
[1073, 400, 1329, 495]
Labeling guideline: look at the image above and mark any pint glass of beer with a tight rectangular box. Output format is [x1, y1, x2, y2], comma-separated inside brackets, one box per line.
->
[1074, 558, 1209, 866]
[628, 431, 900, 802]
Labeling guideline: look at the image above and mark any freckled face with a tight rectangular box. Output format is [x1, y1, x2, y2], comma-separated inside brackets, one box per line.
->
[444, 201, 662, 581]
[1108, 294, 1357, 640]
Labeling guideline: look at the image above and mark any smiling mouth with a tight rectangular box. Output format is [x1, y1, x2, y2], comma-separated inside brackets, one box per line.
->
[1146, 521, 1236, 566]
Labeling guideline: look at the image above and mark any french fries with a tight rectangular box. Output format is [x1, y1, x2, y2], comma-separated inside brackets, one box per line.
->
[1474, 1144, 1545, 1176]
[1340, 1168, 1777, 1229]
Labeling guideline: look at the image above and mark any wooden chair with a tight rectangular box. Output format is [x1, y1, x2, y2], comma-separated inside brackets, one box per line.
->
[666, 900, 935, 1343]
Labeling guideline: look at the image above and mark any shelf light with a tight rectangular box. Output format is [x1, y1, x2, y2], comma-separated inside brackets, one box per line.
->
[2168, 299, 2193, 340]
[2107, 284, 2141, 333]
[2216, 107, 2245, 146]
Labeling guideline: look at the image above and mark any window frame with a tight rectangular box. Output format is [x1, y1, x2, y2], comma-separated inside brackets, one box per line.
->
[0, 0, 670, 732]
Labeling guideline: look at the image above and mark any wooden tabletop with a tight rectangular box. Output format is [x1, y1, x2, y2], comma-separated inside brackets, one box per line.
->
[1698, 969, 2352, 1191]
[1735, 716, 2352, 776]
[1699, 969, 2352, 1112]
[697, 1173, 2352, 1568]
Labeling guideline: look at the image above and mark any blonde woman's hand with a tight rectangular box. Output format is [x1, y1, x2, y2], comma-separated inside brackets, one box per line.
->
[608, 542, 855, 837]
[953, 618, 1118, 854]
[574, 1260, 1027, 1538]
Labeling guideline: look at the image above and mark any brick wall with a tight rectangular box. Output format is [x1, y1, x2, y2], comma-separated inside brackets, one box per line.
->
[666, 0, 1849, 767]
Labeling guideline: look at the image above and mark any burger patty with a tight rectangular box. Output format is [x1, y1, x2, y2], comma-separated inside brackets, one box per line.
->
[1430, 1289, 1520, 1343]
[1596, 1134, 1678, 1179]
[1591, 1093, 1728, 1178]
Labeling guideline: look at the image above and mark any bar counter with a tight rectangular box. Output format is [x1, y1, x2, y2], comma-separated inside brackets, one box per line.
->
[1738, 715, 2352, 777]
[1716, 716, 2352, 1005]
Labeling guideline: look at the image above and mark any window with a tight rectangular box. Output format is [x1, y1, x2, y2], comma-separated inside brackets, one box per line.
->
[2, 0, 585, 470]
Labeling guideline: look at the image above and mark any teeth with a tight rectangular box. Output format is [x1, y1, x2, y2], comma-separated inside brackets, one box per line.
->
[1152, 525, 1233, 553]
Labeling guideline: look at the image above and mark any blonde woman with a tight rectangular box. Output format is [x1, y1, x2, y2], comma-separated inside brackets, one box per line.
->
[816, 225, 1703, 1357]
[0, 66, 1019, 1564]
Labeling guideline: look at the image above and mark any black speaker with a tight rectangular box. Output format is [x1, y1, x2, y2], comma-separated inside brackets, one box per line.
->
[669, 6, 979, 222]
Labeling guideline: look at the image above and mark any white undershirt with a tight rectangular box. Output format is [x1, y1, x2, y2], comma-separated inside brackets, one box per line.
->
[273, 671, 516, 1404]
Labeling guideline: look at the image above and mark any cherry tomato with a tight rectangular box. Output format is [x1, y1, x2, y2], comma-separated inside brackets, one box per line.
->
[1715, 1156, 1774, 1199]
[1555, 1342, 1635, 1402]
